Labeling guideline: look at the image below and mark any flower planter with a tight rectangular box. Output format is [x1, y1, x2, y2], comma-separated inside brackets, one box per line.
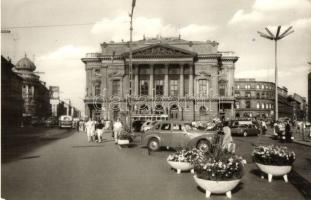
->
[167, 158, 194, 174]
[117, 139, 130, 146]
[193, 175, 241, 199]
[256, 163, 292, 183]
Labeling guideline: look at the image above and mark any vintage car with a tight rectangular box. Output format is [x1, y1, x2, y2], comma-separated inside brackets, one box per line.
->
[230, 123, 260, 136]
[141, 121, 217, 151]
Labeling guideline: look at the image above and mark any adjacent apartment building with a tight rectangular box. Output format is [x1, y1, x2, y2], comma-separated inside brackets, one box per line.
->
[82, 37, 238, 122]
[235, 78, 306, 121]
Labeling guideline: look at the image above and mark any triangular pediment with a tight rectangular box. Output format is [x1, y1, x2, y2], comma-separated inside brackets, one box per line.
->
[123, 43, 197, 58]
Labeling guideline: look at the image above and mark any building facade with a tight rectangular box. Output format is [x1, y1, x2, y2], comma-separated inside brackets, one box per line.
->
[235, 78, 296, 120]
[1, 56, 24, 129]
[13, 55, 51, 124]
[82, 37, 238, 122]
[308, 72, 311, 122]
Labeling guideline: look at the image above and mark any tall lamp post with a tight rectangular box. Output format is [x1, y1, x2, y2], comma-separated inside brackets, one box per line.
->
[257, 26, 294, 121]
[128, 0, 136, 132]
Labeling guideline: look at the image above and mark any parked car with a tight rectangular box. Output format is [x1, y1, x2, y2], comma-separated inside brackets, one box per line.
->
[59, 115, 73, 128]
[132, 120, 145, 132]
[31, 117, 44, 126]
[142, 121, 157, 132]
[45, 117, 58, 127]
[141, 121, 157, 132]
[230, 123, 260, 137]
[141, 121, 217, 152]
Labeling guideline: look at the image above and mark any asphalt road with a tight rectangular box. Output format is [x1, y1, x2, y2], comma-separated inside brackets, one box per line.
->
[1, 128, 310, 200]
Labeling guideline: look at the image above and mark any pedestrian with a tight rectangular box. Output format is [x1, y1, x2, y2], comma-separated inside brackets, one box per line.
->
[222, 121, 235, 153]
[85, 118, 96, 142]
[113, 118, 123, 144]
[285, 120, 292, 143]
[261, 120, 267, 135]
[76, 120, 80, 132]
[95, 119, 104, 143]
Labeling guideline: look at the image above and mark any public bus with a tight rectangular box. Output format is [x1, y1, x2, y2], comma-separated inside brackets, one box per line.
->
[59, 115, 73, 128]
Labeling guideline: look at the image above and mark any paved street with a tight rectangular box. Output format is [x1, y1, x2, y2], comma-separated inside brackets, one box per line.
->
[1, 128, 311, 200]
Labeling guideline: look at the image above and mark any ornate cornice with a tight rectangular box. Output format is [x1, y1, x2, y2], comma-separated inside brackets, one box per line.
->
[221, 56, 239, 63]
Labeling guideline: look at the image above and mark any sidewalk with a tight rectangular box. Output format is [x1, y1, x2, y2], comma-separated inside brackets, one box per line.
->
[292, 128, 311, 147]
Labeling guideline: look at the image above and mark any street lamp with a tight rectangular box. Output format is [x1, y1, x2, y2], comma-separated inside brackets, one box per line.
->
[128, 0, 136, 132]
[257, 26, 294, 121]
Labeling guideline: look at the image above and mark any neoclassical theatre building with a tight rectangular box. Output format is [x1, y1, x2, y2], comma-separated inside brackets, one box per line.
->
[82, 37, 238, 122]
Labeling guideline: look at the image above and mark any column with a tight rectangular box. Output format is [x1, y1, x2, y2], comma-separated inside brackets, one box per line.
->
[86, 69, 91, 96]
[231, 102, 234, 119]
[149, 64, 154, 97]
[120, 79, 123, 99]
[189, 64, 194, 96]
[164, 64, 169, 96]
[179, 64, 184, 97]
[134, 65, 139, 96]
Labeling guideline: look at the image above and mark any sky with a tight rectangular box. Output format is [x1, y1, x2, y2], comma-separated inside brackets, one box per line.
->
[2, 0, 311, 115]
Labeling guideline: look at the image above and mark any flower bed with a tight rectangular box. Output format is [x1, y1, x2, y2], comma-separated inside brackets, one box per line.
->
[191, 135, 246, 198]
[195, 153, 246, 181]
[252, 145, 295, 182]
[252, 145, 295, 166]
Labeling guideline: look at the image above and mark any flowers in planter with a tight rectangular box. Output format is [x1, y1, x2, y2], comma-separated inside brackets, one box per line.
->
[252, 145, 295, 166]
[194, 153, 246, 181]
[167, 148, 206, 163]
[167, 148, 193, 163]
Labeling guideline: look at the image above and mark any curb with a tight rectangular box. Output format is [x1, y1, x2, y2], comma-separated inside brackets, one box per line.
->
[292, 140, 311, 147]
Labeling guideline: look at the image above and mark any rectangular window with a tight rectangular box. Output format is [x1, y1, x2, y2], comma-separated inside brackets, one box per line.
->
[245, 91, 251, 97]
[219, 84, 226, 96]
[154, 79, 164, 96]
[94, 84, 101, 96]
[112, 80, 120, 96]
[234, 91, 240, 97]
[199, 80, 208, 96]
[246, 101, 251, 109]
[169, 79, 179, 96]
[140, 78, 149, 96]
[184, 75, 189, 96]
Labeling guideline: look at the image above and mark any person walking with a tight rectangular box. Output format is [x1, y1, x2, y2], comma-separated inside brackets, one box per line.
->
[113, 118, 123, 144]
[95, 119, 104, 143]
[261, 120, 267, 135]
[222, 121, 235, 153]
[85, 118, 96, 142]
[285, 120, 292, 143]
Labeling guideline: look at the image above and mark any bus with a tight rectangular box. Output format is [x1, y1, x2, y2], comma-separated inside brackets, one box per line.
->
[59, 115, 73, 128]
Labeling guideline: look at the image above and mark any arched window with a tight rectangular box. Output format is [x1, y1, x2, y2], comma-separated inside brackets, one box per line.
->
[154, 105, 164, 115]
[139, 104, 149, 114]
[169, 104, 179, 119]
[256, 102, 260, 109]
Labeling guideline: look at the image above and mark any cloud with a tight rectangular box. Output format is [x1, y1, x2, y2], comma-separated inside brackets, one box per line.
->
[91, 14, 217, 41]
[229, 0, 311, 25]
[228, 10, 263, 25]
[37, 45, 94, 112]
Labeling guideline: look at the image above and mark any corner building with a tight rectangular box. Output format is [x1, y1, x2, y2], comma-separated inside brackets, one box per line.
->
[82, 37, 238, 122]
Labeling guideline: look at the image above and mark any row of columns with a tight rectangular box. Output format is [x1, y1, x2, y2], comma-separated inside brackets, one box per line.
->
[133, 63, 194, 97]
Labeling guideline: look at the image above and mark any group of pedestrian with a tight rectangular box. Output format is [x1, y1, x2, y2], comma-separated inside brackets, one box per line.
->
[82, 117, 126, 144]
[84, 118, 112, 143]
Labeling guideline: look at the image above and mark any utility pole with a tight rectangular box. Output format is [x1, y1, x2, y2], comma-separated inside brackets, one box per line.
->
[257, 26, 294, 122]
[128, 0, 136, 132]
